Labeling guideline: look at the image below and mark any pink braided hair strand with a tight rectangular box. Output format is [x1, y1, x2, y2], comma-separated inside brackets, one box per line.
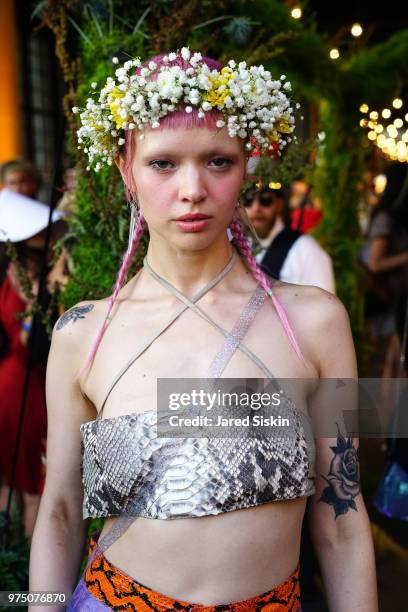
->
[228, 216, 305, 363]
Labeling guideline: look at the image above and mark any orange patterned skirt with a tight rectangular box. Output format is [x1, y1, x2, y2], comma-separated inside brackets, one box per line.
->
[77, 534, 301, 611]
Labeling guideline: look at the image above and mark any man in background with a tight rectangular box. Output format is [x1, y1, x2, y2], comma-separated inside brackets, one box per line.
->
[0, 159, 42, 199]
[244, 185, 335, 293]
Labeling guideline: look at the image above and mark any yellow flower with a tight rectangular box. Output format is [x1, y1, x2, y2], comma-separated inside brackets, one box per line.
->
[275, 117, 293, 134]
[109, 87, 127, 129]
[266, 131, 279, 144]
[204, 68, 235, 108]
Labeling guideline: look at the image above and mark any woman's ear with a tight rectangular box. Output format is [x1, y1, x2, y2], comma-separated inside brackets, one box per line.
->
[114, 155, 125, 179]
[115, 154, 137, 200]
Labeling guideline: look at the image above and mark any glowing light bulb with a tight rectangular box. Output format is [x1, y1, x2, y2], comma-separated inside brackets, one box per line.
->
[367, 131, 376, 140]
[382, 109, 391, 119]
[359, 119, 367, 127]
[351, 23, 363, 37]
[375, 124, 383, 133]
[405, 113, 408, 122]
[369, 111, 378, 120]
[373, 174, 387, 194]
[329, 48, 340, 60]
[291, 7, 302, 19]
[360, 104, 369, 113]
[394, 118, 403, 128]
[392, 98, 403, 109]
[387, 125, 398, 138]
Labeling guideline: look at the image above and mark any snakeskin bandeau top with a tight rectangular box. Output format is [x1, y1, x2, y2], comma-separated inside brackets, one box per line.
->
[81, 405, 316, 519]
[80, 252, 316, 520]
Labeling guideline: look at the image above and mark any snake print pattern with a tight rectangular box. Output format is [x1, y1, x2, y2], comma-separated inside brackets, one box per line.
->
[81, 398, 315, 520]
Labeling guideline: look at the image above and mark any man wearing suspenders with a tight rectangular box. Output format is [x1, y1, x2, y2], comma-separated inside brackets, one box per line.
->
[244, 186, 335, 294]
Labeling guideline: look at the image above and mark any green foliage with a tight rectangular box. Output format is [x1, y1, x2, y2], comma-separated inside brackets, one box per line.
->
[244, 139, 317, 191]
[61, 168, 147, 308]
[347, 30, 408, 107]
[0, 510, 29, 599]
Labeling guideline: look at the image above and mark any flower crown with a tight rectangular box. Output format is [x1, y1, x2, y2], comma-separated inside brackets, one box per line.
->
[73, 47, 298, 172]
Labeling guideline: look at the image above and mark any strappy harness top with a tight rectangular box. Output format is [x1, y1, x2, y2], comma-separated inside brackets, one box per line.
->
[80, 250, 316, 520]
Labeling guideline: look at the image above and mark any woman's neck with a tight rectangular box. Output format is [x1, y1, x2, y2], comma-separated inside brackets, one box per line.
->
[145, 235, 234, 296]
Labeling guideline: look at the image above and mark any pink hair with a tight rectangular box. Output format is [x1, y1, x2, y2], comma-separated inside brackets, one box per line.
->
[76, 210, 146, 380]
[229, 216, 304, 361]
[77, 54, 304, 381]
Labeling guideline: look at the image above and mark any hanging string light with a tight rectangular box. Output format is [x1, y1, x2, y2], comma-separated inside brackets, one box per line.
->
[291, 7, 302, 19]
[351, 23, 363, 37]
[359, 99, 407, 162]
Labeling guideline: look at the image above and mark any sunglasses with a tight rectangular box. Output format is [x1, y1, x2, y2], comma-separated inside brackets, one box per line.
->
[242, 191, 277, 208]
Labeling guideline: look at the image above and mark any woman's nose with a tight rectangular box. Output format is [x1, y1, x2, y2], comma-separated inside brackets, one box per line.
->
[178, 165, 207, 203]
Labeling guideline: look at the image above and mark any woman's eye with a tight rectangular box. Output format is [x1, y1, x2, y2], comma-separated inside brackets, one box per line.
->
[149, 160, 173, 170]
[209, 157, 232, 168]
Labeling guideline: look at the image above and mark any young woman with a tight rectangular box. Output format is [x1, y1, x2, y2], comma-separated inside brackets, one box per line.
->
[30, 50, 377, 611]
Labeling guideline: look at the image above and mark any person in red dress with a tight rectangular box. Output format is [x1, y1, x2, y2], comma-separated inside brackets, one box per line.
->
[0, 244, 48, 538]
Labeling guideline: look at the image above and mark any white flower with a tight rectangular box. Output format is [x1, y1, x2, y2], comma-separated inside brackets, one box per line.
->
[112, 57, 119, 64]
[72, 106, 79, 114]
[91, 82, 97, 89]
[190, 52, 202, 66]
[76, 52, 296, 170]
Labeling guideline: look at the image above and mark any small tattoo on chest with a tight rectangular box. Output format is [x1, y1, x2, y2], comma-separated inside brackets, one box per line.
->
[56, 304, 94, 330]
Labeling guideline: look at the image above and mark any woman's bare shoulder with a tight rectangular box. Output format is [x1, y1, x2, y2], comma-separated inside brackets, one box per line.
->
[54, 298, 107, 333]
[272, 281, 352, 370]
[273, 280, 345, 322]
[51, 298, 109, 361]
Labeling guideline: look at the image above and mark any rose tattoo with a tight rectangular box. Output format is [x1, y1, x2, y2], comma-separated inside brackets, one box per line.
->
[319, 424, 360, 518]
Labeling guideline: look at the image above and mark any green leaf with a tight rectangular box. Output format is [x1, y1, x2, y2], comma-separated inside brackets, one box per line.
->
[67, 15, 93, 46]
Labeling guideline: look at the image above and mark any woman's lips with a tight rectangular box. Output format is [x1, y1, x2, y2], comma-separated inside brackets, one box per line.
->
[175, 215, 211, 233]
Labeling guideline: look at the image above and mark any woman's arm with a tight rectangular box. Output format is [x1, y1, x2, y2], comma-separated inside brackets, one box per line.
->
[306, 291, 378, 612]
[29, 301, 98, 611]
[368, 236, 408, 273]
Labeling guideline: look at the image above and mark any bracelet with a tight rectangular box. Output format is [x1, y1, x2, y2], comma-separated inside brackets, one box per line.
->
[21, 321, 32, 332]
